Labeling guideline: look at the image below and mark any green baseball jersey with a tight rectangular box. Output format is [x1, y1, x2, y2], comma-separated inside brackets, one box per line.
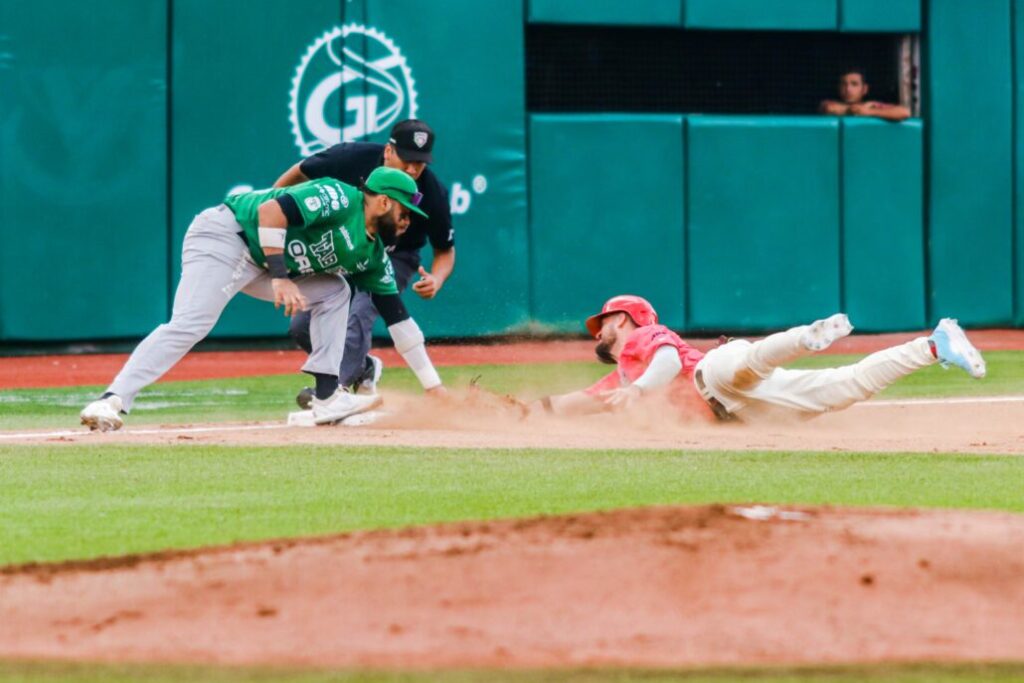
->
[223, 179, 398, 295]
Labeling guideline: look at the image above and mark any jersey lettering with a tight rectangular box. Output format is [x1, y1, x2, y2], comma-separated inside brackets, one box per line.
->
[288, 241, 314, 274]
[308, 231, 338, 268]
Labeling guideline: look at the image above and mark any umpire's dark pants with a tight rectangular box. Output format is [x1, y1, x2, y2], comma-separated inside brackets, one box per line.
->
[290, 249, 420, 387]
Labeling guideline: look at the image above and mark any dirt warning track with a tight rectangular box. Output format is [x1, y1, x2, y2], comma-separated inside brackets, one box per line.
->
[1, 505, 1022, 669]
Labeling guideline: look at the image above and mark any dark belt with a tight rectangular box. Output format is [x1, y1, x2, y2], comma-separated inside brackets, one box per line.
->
[694, 369, 736, 422]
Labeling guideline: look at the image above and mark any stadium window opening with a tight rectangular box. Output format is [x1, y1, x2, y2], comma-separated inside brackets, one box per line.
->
[526, 25, 915, 115]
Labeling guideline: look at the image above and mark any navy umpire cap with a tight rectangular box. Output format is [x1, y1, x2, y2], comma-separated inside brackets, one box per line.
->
[389, 119, 434, 163]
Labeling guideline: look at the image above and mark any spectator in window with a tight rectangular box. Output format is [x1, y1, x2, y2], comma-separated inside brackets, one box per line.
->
[819, 68, 911, 122]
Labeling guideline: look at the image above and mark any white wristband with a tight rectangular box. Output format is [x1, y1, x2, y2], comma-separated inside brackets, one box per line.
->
[258, 226, 286, 249]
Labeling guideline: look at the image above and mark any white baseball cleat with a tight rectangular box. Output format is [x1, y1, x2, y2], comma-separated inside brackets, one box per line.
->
[800, 313, 854, 352]
[311, 388, 382, 425]
[930, 318, 986, 379]
[355, 355, 384, 396]
[80, 395, 124, 432]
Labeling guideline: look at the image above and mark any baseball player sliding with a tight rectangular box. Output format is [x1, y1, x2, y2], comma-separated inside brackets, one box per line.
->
[531, 295, 985, 421]
[80, 167, 444, 432]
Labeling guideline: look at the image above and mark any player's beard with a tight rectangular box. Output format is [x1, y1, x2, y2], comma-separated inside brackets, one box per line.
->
[373, 212, 401, 247]
[595, 340, 617, 365]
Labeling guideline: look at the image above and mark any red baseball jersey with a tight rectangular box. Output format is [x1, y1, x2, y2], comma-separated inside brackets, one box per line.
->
[584, 324, 712, 419]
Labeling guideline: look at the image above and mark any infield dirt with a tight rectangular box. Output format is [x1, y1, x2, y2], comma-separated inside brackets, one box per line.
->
[2, 504, 1022, 669]
[7, 392, 1024, 455]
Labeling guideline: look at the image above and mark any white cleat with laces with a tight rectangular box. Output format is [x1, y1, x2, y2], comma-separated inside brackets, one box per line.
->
[311, 388, 383, 425]
[930, 318, 986, 379]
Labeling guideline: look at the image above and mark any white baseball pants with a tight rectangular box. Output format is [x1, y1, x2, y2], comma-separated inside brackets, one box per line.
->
[108, 205, 350, 411]
[695, 323, 935, 418]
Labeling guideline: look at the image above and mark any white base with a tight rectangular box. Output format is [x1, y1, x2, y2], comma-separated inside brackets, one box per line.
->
[287, 410, 317, 427]
[339, 409, 389, 427]
[286, 409, 390, 428]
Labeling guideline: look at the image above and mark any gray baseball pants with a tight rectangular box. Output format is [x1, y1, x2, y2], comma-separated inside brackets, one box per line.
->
[289, 249, 419, 387]
[108, 205, 351, 411]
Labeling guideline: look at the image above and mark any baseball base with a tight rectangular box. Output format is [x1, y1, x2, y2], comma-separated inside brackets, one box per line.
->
[287, 409, 389, 427]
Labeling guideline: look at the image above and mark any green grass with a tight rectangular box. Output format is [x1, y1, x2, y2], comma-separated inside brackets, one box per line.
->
[2, 351, 1022, 431]
[2, 444, 1022, 566]
[0, 362, 608, 430]
[790, 350, 1024, 398]
[1, 662, 1023, 683]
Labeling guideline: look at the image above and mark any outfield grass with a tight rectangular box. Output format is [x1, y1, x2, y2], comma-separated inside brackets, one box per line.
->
[2, 444, 1022, 565]
[2, 662, 1024, 683]
[1, 351, 1021, 431]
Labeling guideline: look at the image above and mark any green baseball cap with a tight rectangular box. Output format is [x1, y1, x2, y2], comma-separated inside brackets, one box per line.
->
[364, 167, 429, 218]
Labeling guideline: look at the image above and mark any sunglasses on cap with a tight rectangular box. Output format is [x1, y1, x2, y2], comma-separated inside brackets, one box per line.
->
[380, 186, 424, 206]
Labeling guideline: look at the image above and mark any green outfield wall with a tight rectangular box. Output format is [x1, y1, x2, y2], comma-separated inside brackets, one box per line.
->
[0, 0, 1021, 342]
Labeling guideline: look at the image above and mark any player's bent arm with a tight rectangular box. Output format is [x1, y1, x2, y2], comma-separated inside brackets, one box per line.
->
[430, 247, 455, 285]
[413, 248, 456, 300]
[272, 163, 310, 189]
[372, 292, 443, 392]
[597, 345, 682, 409]
[256, 199, 306, 315]
[631, 345, 683, 392]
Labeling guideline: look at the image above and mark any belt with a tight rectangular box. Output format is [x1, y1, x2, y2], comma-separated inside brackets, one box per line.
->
[694, 369, 736, 422]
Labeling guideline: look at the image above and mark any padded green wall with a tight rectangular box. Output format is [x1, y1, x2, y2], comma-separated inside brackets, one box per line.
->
[842, 119, 925, 331]
[1016, 0, 1024, 326]
[927, 0, 1014, 325]
[841, 0, 921, 31]
[361, 0, 529, 337]
[171, 0, 528, 339]
[685, 0, 836, 30]
[171, 0, 340, 338]
[529, 115, 685, 332]
[6, 1, 1024, 344]
[0, 0, 168, 341]
[529, 0, 683, 25]
[687, 116, 841, 330]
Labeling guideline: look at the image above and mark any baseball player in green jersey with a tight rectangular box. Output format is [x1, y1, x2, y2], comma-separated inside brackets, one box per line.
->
[80, 167, 444, 431]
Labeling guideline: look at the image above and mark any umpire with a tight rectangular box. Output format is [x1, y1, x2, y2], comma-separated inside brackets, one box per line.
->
[274, 119, 455, 396]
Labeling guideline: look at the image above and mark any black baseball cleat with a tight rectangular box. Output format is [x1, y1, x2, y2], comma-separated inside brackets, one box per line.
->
[353, 355, 384, 395]
[295, 387, 315, 410]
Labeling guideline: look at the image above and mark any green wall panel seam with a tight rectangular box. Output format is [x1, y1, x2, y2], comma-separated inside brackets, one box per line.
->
[165, 0, 174, 323]
[683, 115, 691, 331]
[1014, 0, 1021, 322]
[922, 0, 933, 325]
[525, 3, 536, 322]
[838, 119, 845, 313]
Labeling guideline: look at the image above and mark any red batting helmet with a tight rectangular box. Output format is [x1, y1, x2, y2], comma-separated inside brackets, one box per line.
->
[584, 295, 658, 338]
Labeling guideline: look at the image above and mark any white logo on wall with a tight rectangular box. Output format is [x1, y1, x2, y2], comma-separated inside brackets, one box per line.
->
[290, 24, 418, 156]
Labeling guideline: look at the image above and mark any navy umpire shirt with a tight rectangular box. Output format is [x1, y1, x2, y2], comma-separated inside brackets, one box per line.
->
[299, 142, 454, 255]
